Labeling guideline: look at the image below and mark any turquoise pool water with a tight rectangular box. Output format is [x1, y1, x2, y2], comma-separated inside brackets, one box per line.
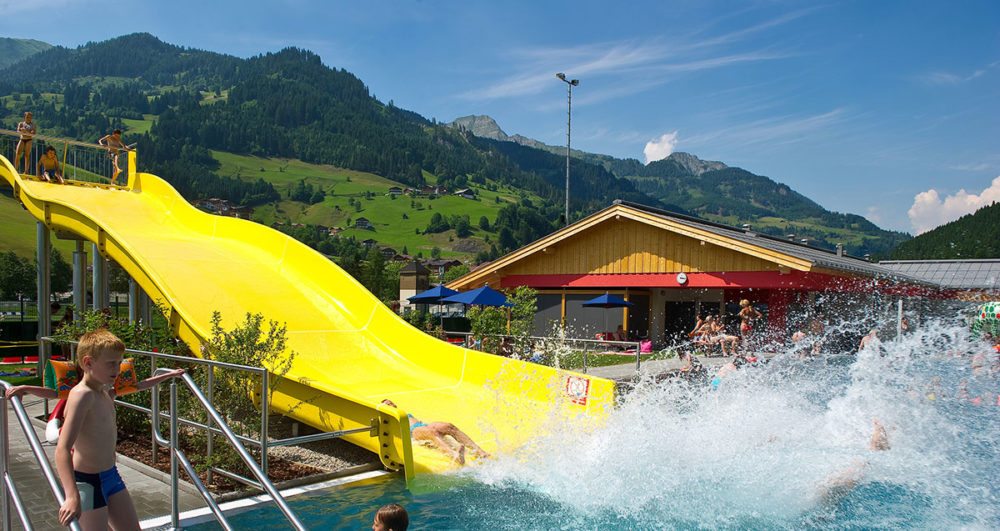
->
[189, 317, 1000, 529]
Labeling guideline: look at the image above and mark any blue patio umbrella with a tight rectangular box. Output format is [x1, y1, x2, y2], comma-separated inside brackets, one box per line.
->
[581, 293, 634, 309]
[408, 285, 460, 329]
[407, 285, 459, 304]
[582, 292, 634, 337]
[441, 284, 512, 307]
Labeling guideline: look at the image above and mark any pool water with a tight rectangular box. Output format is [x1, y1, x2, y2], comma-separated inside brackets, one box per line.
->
[189, 317, 1000, 530]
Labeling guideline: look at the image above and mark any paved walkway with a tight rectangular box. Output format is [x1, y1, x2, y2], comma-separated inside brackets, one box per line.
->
[586, 351, 776, 381]
[4, 397, 204, 530]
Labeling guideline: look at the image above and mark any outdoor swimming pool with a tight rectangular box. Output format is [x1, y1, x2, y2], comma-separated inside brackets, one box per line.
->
[188, 317, 999, 529]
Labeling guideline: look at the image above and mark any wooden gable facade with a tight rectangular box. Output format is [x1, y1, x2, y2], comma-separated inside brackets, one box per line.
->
[449, 203, 816, 291]
[446, 202, 926, 347]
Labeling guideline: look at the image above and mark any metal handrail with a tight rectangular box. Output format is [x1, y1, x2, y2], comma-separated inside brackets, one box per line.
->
[0, 380, 82, 531]
[151, 370, 306, 530]
[0, 128, 112, 151]
[447, 331, 645, 372]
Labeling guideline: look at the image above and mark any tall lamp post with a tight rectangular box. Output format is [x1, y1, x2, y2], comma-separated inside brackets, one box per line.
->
[556, 73, 578, 226]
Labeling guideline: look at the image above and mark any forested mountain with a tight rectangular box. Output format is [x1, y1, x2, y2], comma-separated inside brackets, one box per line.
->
[450, 115, 910, 256]
[0, 38, 51, 70]
[0, 33, 906, 263]
[889, 202, 1000, 259]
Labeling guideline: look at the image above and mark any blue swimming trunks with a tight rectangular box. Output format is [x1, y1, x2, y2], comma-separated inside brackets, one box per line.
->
[408, 414, 427, 430]
[74, 466, 126, 511]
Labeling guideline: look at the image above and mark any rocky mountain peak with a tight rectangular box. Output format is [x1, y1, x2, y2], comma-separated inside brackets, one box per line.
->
[665, 152, 727, 176]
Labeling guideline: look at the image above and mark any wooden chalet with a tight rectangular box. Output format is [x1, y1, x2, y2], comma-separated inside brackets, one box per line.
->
[447, 201, 934, 346]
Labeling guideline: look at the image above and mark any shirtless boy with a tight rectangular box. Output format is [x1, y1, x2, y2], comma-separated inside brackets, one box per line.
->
[6, 330, 184, 529]
[37, 145, 65, 184]
[14, 112, 36, 174]
[97, 129, 131, 184]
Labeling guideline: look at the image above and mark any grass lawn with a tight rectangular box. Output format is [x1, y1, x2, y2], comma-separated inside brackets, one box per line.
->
[213, 151, 540, 260]
[0, 190, 77, 258]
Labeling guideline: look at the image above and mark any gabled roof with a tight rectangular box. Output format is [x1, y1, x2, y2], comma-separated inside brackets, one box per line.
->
[451, 200, 921, 288]
[879, 259, 1000, 290]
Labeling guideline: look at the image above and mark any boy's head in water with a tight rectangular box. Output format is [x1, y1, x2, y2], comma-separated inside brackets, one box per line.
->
[373, 503, 408, 531]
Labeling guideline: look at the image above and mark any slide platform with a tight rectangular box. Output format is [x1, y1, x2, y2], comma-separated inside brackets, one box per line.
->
[0, 152, 615, 478]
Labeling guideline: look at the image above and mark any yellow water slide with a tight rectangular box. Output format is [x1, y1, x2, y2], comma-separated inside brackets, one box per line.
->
[0, 148, 615, 478]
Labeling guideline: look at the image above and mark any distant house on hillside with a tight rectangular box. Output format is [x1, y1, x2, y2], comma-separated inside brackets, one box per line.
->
[388, 186, 403, 196]
[379, 247, 398, 260]
[194, 198, 254, 220]
[230, 205, 255, 220]
[422, 258, 463, 277]
[328, 226, 344, 236]
[354, 217, 373, 230]
[361, 238, 377, 249]
[454, 188, 476, 200]
[420, 184, 447, 196]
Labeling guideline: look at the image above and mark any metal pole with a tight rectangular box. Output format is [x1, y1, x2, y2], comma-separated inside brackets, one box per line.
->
[206, 366, 214, 485]
[556, 73, 578, 226]
[260, 371, 269, 474]
[565, 82, 572, 226]
[36, 222, 51, 376]
[91, 243, 103, 310]
[128, 279, 139, 324]
[1, 390, 11, 530]
[170, 381, 179, 529]
[73, 241, 86, 320]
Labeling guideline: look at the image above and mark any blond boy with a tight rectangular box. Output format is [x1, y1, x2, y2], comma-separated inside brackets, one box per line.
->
[7, 330, 183, 529]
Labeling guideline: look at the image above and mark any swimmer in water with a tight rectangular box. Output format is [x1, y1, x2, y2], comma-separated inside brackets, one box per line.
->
[817, 419, 890, 504]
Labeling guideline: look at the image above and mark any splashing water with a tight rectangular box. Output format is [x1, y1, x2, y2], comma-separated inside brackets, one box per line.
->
[462, 316, 1000, 529]
[191, 315, 999, 530]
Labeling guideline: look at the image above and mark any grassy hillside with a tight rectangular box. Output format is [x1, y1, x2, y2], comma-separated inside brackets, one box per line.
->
[213, 151, 538, 259]
[0, 188, 78, 257]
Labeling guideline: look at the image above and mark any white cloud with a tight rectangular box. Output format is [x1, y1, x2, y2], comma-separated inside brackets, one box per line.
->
[908, 176, 1000, 234]
[644, 132, 679, 164]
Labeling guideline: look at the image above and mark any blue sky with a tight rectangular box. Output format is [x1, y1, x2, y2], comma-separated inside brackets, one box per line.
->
[2, 0, 998, 234]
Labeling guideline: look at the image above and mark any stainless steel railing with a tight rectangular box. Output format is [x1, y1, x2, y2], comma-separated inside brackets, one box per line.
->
[151, 369, 306, 530]
[41, 338, 374, 492]
[1, 128, 131, 187]
[446, 331, 645, 373]
[0, 380, 82, 531]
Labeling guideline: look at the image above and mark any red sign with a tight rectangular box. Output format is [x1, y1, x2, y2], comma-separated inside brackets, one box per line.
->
[565, 375, 591, 406]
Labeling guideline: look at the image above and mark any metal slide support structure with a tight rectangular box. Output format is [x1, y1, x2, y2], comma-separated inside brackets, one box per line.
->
[0, 381, 83, 531]
[91, 243, 108, 311]
[36, 222, 51, 375]
[128, 279, 139, 324]
[73, 241, 86, 321]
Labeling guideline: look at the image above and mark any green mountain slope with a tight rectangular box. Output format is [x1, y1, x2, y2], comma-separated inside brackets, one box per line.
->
[450, 115, 910, 256]
[1, 33, 907, 266]
[889, 202, 1000, 259]
[0, 38, 51, 70]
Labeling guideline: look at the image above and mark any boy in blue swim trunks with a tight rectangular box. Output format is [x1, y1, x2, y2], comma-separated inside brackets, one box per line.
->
[52, 329, 183, 529]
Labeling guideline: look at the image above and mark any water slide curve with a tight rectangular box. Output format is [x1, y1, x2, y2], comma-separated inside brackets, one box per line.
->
[0, 153, 614, 478]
